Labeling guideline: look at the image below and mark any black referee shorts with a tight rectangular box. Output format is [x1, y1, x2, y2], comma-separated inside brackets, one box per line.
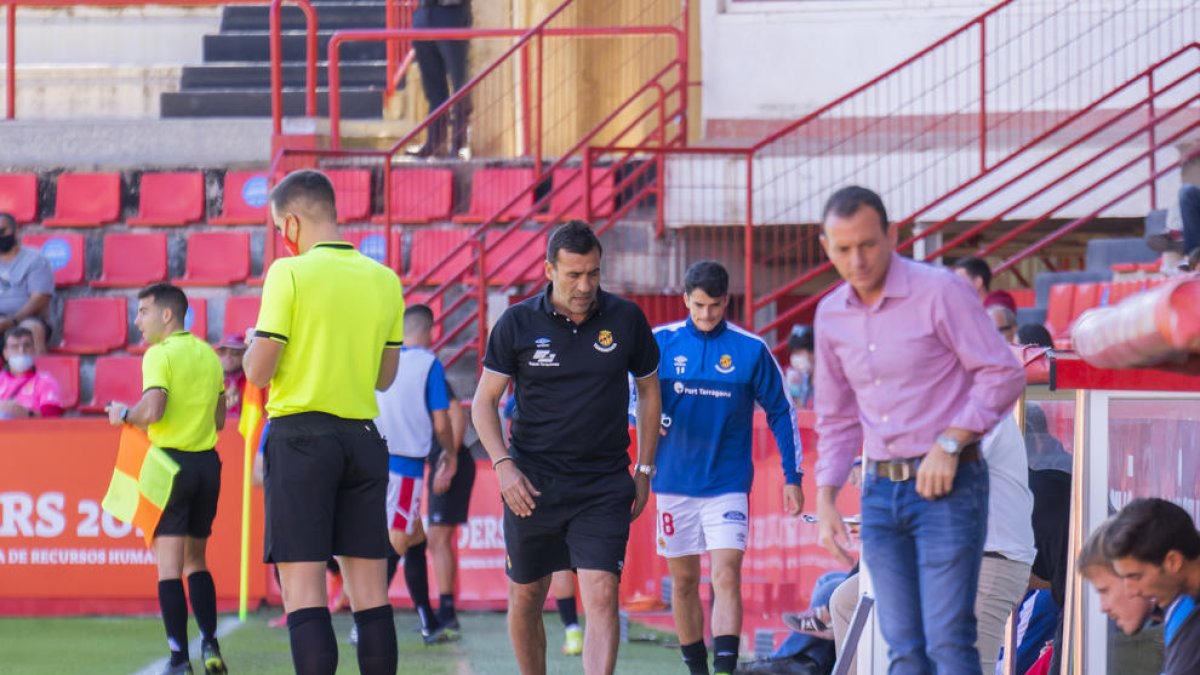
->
[427, 446, 476, 527]
[503, 466, 635, 584]
[263, 412, 391, 563]
[155, 448, 221, 539]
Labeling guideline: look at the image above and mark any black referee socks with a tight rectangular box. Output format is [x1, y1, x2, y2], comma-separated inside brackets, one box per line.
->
[187, 571, 218, 645]
[287, 606, 338, 675]
[556, 596, 579, 628]
[157, 579, 190, 666]
[353, 604, 398, 675]
[713, 634, 739, 674]
[681, 639, 709, 675]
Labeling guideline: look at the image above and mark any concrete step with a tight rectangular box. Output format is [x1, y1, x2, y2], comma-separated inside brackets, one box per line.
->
[220, 3, 385, 32]
[180, 61, 387, 89]
[203, 30, 386, 63]
[161, 87, 383, 118]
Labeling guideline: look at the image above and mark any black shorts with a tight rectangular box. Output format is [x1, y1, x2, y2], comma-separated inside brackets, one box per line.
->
[263, 412, 391, 563]
[427, 446, 476, 526]
[155, 448, 221, 539]
[503, 466, 635, 584]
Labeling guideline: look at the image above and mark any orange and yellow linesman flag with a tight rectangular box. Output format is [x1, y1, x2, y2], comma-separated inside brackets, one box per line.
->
[236, 381, 266, 621]
[101, 426, 180, 547]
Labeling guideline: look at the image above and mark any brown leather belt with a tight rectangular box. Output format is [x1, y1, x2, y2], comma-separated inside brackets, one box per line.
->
[867, 443, 980, 482]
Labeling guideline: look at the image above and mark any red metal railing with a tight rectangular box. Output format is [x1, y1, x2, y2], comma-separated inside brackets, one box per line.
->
[269, 0, 318, 135]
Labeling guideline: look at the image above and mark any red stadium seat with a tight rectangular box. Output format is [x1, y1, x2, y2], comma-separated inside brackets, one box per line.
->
[175, 232, 251, 286]
[81, 356, 143, 413]
[327, 169, 372, 223]
[55, 297, 127, 354]
[372, 168, 454, 224]
[92, 233, 168, 288]
[1108, 279, 1146, 305]
[344, 228, 403, 272]
[34, 355, 80, 410]
[44, 173, 122, 227]
[1069, 282, 1104, 324]
[539, 168, 614, 221]
[128, 172, 205, 226]
[22, 233, 86, 286]
[1044, 284, 1077, 339]
[1008, 288, 1035, 309]
[0, 173, 39, 224]
[224, 296, 262, 338]
[454, 168, 537, 223]
[407, 227, 474, 285]
[212, 171, 270, 225]
[484, 229, 547, 286]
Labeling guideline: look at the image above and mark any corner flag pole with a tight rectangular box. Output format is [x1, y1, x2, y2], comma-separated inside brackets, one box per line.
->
[237, 384, 265, 621]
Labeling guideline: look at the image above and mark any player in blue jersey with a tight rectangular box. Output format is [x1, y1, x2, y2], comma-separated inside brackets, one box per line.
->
[653, 261, 804, 675]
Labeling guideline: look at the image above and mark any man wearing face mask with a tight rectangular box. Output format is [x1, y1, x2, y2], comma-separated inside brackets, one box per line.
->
[0, 326, 63, 419]
[785, 325, 815, 410]
[0, 212, 55, 355]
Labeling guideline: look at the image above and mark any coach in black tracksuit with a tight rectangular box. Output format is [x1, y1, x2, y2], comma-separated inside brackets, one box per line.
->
[412, 0, 471, 157]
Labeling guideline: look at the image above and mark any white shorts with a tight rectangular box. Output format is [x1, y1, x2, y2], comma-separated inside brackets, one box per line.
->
[386, 472, 423, 535]
[655, 492, 749, 558]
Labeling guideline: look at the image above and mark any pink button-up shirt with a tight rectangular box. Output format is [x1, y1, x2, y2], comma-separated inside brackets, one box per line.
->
[0, 369, 63, 418]
[814, 254, 1025, 488]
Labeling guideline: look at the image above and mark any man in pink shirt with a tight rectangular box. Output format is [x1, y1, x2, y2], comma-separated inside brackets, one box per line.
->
[813, 186, 1025, 674]
[0, 326, 63, 419]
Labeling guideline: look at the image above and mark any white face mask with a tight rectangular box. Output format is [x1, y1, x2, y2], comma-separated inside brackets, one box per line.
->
[790, 353, 811, 373]
[6, 354, 34, 374]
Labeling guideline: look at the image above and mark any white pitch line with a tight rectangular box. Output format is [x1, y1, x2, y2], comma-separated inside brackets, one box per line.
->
[132, 616, 243, 675]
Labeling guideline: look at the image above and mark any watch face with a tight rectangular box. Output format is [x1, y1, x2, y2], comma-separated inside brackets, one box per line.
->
[938, 436, 960, 454]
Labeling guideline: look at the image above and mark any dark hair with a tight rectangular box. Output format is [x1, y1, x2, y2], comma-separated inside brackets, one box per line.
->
[789, 324, 814, 352]
[1017, 323, 1054, 348]
[404, 303, 434, 332]
[684, 260, 729, 298]
[4, 326, 34, 346]
[822, 186, 889, 232]
[1024, 402, 1049, 434]
[954, 257, 992, 291]
[1078, 518, 1115, 574]
[137, 283, 189, 326]
[270, 169, 338, 223]
[546, 220, 602, 264]
[0, 212, 15, 230]
[1103, 498, 1200, 565]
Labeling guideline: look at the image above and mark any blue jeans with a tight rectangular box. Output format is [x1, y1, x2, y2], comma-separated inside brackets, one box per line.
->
[1180, 184, 1200, 256]
[861, 459, 989, 675]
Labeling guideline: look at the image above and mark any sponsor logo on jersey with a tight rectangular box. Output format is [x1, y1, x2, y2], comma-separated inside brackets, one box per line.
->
[594, 329, 617, 353]
[529, 348, 559, 367]
[715, 354, 735, 374]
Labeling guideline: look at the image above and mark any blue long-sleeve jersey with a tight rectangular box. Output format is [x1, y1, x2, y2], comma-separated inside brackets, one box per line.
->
[652, 318, 802, 496]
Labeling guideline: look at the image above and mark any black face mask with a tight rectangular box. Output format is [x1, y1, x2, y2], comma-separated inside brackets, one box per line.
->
[0, 233, 16, 254]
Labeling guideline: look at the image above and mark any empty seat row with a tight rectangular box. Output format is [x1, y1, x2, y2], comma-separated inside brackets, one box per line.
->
[0, 166, 616, 228]
[343, 226, 549, 286]
[22, 232, 252, 288]
[54, 295, 261, 355]
[1044, 277, 1170, 347]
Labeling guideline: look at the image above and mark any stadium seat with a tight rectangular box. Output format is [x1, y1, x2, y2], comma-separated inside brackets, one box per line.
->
[539, 168, 615, 221]
[0, 173, 39, 224]
[372, 168, 454, 224]
[224, 296, 262, 338]
[344, 228, 403, 272]
[43, 173, 122, 227]
[55, 297, 127, 354]
[1008, 288, 1035, 308]
[21, 233, 85, 286]
[454, 168, 537, 223]
[1044, 284, 1077, 339]
[483, 229, 548, 286]
[34, 355, 80, 410]
[1108, 279, 1146, 305]
[212, 171, 270, 225]
[81, 356, 143, 413]
[91, 233, 168, 288]
[174, 232, 251, 286]
[1069, 282, 1104, 323]
[327, 169, 372, 223]
[407, 227, 475, 285]
[128, 172, 206, 226]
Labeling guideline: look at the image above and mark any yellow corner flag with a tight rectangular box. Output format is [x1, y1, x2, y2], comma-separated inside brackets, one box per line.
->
[101, 426, 179, 547]
[237, 382, 266, 621]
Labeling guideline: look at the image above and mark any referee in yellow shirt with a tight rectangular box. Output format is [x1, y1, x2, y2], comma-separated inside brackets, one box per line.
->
[107, 283, 228, 675]
[243, 169, 405, 675]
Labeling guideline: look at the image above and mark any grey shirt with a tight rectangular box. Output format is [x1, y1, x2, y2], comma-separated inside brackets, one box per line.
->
[0, 247, 55, 318]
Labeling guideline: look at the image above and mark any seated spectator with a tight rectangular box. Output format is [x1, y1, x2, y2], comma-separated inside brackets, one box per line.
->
[0, 327, 63, 419]
[1148, 184, 1200, 272]
[0, 212, 55, 354]
[1017, 323, 1054, 348]
[785, 324, 814, 409]
[216, 332, 247, 416]
[987, 304, 1018, 344]
[735, 569, 846, 673]
[1106, 498, 1200, 675]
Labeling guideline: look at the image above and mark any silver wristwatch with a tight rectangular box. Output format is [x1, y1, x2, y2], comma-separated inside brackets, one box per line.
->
[936, 434, 963, 456]
[634, 463, 657, 478]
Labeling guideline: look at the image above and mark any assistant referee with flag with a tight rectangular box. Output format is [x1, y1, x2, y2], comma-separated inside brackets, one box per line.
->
[244, 169, 405, 675]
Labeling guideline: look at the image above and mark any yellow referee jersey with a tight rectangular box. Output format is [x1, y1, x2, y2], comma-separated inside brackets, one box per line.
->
[142, 331, 225, 451]
[255, 242, 405, 420]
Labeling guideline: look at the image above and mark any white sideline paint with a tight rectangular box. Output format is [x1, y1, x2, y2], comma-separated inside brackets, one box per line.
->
[132, 615, 242, 675]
